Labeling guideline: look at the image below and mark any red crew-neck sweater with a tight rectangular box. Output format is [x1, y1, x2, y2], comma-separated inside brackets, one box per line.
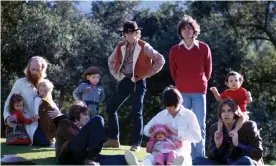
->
[169, 41, 212, 94]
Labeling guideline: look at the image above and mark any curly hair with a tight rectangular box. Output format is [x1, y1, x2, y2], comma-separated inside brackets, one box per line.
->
[9, 93, 24, 113]
[224, 70, 244, 85]
[177, 15, 200, 39]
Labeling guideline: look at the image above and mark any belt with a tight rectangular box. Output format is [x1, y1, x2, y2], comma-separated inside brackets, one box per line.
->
[124, 73, 133, 78]
[84, 101, 99, 105]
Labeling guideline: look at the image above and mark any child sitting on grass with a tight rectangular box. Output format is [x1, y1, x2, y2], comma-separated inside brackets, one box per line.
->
[6, 94, 35, 145]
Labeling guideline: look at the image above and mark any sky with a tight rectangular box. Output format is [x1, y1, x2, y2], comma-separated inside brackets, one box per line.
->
[75, 1, 166, 14]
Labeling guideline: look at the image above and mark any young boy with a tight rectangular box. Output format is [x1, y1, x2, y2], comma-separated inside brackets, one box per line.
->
[73, 66, 105, 117]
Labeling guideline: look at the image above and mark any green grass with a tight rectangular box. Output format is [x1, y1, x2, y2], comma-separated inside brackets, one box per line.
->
[1, 138, 147, 165]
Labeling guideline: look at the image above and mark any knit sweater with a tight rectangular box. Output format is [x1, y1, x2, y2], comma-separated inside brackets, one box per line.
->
[169, 41, 212, 94]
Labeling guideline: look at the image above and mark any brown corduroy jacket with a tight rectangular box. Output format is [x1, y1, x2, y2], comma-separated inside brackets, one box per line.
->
[55, 119, 79, 164]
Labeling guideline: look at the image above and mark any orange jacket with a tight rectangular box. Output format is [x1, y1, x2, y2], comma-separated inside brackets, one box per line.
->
[108, 39, 164, 82]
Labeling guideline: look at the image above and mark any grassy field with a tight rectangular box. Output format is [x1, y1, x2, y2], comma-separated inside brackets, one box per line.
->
[1, 138, 147, 165]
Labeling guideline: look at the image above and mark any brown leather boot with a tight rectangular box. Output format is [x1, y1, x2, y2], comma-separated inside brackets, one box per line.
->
[103, 139, 120, 148]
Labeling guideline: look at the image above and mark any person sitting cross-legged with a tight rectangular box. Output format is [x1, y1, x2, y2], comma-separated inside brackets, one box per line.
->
[193, 99, 264, 165]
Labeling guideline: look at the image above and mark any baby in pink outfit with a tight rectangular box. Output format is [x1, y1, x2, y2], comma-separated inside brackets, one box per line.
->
[146, 124, 182, 166]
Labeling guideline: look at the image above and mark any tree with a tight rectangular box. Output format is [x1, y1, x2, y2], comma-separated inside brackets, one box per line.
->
[188, 1, 276, 48]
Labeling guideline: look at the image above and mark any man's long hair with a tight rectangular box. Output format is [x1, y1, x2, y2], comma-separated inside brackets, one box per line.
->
[24, 56, 48, 87]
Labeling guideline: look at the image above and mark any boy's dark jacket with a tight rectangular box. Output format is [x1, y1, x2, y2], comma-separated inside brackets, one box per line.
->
[207, 120, 263, 165]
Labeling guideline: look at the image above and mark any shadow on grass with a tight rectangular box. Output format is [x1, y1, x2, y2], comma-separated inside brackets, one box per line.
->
[1, 142, 54, 155]
[31, 157, 57, 165]
[102, 148, 126, 151]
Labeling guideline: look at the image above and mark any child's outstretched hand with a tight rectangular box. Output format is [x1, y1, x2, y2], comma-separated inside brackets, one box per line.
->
[175, 141, 183, 149]
[32, 115, 40, 122]
[210, 87, 218, 93]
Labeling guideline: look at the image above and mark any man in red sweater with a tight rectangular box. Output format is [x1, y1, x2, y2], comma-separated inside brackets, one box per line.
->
[169, 15, 212, 159]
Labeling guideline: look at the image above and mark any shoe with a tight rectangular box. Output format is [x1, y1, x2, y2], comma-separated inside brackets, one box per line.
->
[49, 142, 55, 148]
[172, 155, 184, 165]
[124, 150, 140, 166]
[130, 145, 140, 152]
[103, 139, 120, 148]
[84, 159, 100, 166]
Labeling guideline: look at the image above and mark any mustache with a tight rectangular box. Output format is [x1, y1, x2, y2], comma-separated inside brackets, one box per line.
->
[26, 70, 42, 87]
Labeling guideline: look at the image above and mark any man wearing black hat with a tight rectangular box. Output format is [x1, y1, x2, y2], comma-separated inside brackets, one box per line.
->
[105, 20, 165, 151]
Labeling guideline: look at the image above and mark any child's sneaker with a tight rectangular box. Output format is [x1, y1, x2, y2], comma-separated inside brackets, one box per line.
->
[49, 142, 55, 148]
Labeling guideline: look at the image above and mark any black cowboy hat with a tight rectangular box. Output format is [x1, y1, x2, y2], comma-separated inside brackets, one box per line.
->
[118, 20, 142, 33]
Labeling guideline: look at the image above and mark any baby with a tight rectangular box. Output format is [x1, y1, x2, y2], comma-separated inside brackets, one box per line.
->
[146, 124, 182, 166]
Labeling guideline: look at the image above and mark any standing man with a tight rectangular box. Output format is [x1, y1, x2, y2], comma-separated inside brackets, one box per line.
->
[3, 56, 62, 146]
[169, 15, 212, 159]
[104, 20, 165, 151]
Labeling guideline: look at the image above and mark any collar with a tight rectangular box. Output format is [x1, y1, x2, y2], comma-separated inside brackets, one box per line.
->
[27, 82, 33, 87]
[223, 120, 237, 133]
[166, 105, 185, 116]
[25, 78, 34, 87]
[126, 39, 138, 47]
[178, 39, 199, 49]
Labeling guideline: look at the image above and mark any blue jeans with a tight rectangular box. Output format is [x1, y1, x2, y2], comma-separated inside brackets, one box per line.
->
[33, 114, 68, 146]
[33, 128, 49, 146]
[181, 93, 206, 159]
[193, 156, 255, 165]
[106, 77, 146, 146]
[94, 154, 127, 165]
[68, 115, 106, 164]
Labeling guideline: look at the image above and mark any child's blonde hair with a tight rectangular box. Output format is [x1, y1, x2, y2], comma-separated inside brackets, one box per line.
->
[38, 79, 55, 105]
[39, 79, 54, 92]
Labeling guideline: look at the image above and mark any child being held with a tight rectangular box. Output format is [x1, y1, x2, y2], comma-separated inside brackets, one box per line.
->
[146, 124, 182, 166]
[34, 79, 59, 145]
[73, 66, 105, 117]
[6, 94, 34, 145]
[210, 70, 253, 134]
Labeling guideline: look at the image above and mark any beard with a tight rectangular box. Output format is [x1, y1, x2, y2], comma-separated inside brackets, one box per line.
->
[26, 69, 42, 87]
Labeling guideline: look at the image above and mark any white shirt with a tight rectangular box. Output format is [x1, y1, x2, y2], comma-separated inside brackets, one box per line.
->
[178, 39, 199, 50]
[143, 105, 201, 165]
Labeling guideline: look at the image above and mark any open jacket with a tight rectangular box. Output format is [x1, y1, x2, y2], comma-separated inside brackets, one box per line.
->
[207, 121, 263, 165]
[108, 39, 165, 82]
[55, 119, 79, 164]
